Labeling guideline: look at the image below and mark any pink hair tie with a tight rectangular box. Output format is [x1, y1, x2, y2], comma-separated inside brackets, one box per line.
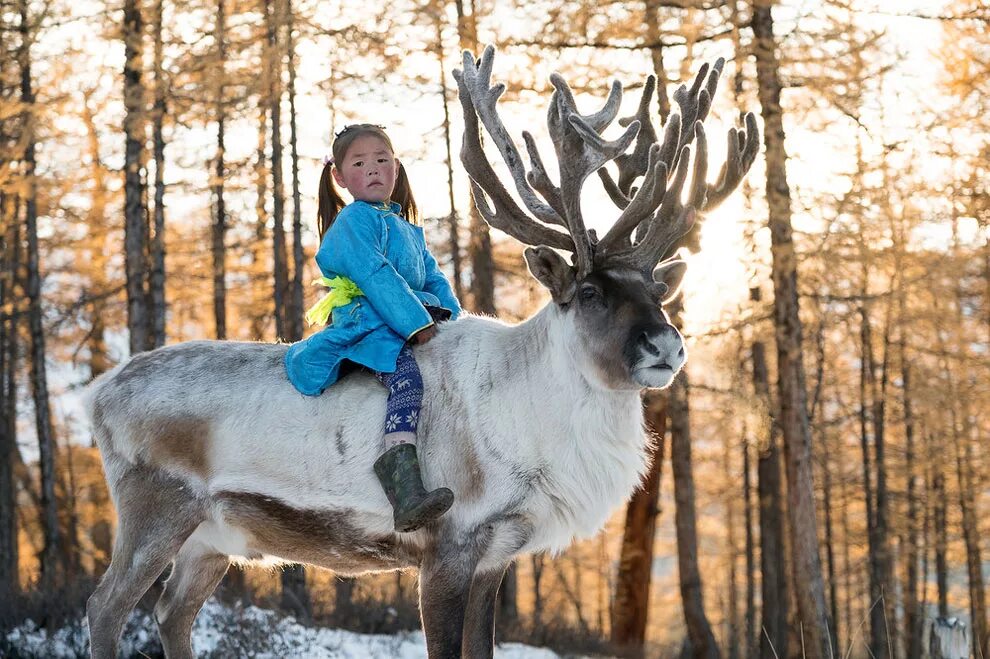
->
[322, 154, 334, 167]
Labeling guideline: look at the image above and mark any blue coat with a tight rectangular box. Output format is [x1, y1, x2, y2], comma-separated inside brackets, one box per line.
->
[284, 200, 462, 396]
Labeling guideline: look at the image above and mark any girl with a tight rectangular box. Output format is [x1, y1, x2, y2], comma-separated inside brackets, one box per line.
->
[284, 124, 461, 533]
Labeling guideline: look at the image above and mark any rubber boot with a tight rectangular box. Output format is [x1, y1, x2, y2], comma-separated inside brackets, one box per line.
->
[373, 443, 454, 532]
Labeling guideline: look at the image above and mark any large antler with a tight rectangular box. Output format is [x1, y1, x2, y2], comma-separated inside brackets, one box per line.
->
[596, 59, 760, 272]
[454, 46, 639, 278]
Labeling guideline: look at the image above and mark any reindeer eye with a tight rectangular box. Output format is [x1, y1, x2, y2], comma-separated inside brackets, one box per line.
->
[579, 285, 604, 305]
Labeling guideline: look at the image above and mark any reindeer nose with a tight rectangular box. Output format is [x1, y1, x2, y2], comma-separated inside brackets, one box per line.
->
[638, 332, 660, 357]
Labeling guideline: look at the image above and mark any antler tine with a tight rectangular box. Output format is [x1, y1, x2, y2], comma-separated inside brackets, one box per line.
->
[703, 112, 760, 210]
[459, 46, 566, 228]
[453, 62, 574, 252]
[596, 144, 668, 258]
[608, 143, 696, 273]
[547, 72, 640, 276]
[522, 131, 566, 219]
[667, 58, 723, 172]
[596, 58, 759, 273]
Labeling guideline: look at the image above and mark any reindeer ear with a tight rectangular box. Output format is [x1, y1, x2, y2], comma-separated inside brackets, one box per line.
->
[652, 259, 688, 304]
[525, 246, 577, 304]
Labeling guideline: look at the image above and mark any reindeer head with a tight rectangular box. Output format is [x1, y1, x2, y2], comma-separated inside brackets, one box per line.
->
[453, 47, 758, 390]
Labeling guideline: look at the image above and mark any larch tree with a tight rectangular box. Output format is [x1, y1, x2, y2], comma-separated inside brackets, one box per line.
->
[150, 0, 167, 348]
[212, 0, 229, 340]
[123, 0, 152, 354]
[750, 3, 833, 657]
[19, 0, 62, 594]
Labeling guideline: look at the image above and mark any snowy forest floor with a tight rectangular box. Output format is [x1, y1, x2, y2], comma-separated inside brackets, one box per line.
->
[2, 598, 592, 658]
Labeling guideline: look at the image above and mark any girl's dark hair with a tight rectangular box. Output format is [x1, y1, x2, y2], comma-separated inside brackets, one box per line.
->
[317, 124, 420, 240]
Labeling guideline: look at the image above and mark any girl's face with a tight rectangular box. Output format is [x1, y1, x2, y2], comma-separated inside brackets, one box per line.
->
[332, 134, 399, 204]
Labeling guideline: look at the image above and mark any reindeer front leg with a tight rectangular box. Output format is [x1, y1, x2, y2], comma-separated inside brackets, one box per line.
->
[461, 564, 509, 658]
[419, 544, 479, 658]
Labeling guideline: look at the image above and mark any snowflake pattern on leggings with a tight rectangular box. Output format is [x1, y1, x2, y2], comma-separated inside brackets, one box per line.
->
[375, 345, 423, 435]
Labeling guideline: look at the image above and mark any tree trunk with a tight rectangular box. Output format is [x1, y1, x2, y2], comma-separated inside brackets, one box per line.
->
[751, 5, 832, 656]
[149, 0, 166, 349]
[901, 311, 922, 659]
[933, 462, 948, 618]
[280, 562, 311, 623]
[212, 0, 227, 340]
[251, 101, 269, 342]
[285, 0, 304, 343]
[752, 337, 788, 659]
[532, 553, 545, 632]
[742, 434, 756, 659]
[0, 194, 19, 603]
[454, 0, 494, 315]
[858, 303, 889, 659]
[611, 390, 666, 652]
[266, 0, 290, 340]
[434, 12, 462, 300]
[123, 0, 151, 355]
[724, 435, 739, 659]
[670, 373, 719, 659]
[81, 96, 111, 381]
[211, 0, 227, 340]
[954, 414, 988, 658]
[821, 433, 840, 654]
[20, 0, 62, 594]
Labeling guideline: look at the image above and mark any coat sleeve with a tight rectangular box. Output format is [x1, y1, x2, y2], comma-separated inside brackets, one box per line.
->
[422, 246, 462, 320]
[317, 208, 433, 340]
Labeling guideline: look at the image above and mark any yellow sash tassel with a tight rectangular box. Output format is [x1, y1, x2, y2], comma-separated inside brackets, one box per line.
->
[304, 276, 364, 326]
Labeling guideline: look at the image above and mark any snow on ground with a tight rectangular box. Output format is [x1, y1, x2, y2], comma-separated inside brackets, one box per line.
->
[4, 598, 573, 658]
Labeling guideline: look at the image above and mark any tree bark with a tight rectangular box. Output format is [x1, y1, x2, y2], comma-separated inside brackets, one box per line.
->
[751, 5, 832, 656]
[212, 0, 227, 340]
[251, 101, 269, 342]
[149, 0, 166, 349]
[433, 11, 462, 300]
[123, 0, 151, 355]
[724, 435, 739, 659]
[266, 0, 290, 340]
[858, 302, 890, 659]
[752, 337, 788, 659]
[955, 413, 988, 658]
[821, 433, 840, 654]
[20, 0, 61, 593]
[285, 0, 304, 343]
[454, 0, 495, 315]
[933, 462, 948, 618]
[0, 193, 19, 603]
[742, 434, 756, 659]
[81, 96, 111, 381]
[669, 372, 719, 659]
[611, 390, 666, 652]
[900, 301, 922, 659]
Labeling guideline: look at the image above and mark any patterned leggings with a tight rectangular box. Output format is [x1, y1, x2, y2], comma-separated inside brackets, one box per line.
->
[374, 345, 423, 437]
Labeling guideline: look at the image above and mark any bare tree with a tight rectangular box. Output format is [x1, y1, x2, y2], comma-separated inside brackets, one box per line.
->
[123, 0, 151, 354]
[150, 0, 167, 349]
[286, 0, 305, 343]
[211, 0, 228, 340]
[751, 4, 832, 655]
[266, 0, 290, 341]
[19, 0, 61, 593]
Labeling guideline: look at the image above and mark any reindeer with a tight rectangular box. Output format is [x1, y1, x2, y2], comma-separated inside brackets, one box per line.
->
[84, 46, 758, 659]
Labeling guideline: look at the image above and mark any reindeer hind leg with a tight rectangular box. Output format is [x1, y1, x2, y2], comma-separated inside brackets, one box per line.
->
[154, 536, 229, 659]
[87, 463, 205, 659]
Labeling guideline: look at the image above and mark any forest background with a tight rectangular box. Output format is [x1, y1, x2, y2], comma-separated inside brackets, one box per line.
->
[0, 0, 987, 658]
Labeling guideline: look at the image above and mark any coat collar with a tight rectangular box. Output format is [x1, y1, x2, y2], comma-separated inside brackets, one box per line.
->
[355, 199, 402, 215]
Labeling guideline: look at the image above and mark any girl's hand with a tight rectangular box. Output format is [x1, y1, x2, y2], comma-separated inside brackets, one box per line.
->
[412, 325, 437, 345]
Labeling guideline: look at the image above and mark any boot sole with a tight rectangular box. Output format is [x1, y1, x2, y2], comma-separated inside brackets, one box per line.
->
[394, 489, 455, 533]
